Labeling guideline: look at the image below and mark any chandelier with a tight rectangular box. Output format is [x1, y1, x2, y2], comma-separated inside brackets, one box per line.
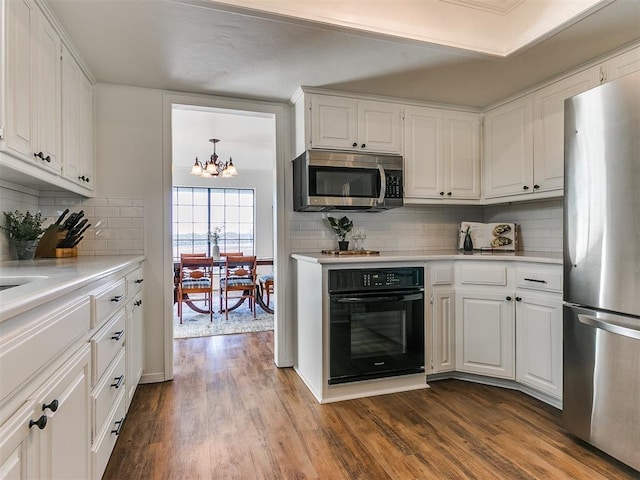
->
[190, 138, 238, 178]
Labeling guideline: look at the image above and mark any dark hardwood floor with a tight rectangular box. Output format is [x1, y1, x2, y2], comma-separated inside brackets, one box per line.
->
[104, 332, 639, 479]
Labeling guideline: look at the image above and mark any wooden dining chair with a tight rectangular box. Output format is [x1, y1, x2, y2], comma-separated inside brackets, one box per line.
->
[259, 273, 274, 308]
[219, 255, 257, 320]
[177, 256, 214, 323]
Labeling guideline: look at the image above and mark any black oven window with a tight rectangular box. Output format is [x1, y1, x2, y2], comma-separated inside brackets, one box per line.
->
[309, 166, 379, 198]
[351, 312, 407, 358]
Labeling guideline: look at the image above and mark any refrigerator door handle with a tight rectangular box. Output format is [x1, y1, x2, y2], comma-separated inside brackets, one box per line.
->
[578, 313, 640, 340]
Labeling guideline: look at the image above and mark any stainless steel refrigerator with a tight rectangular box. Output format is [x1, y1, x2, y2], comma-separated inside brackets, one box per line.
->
[563, 70, 640, 472]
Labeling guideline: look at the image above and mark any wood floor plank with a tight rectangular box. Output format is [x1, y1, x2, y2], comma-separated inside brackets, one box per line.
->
[103, 331, 639, 480]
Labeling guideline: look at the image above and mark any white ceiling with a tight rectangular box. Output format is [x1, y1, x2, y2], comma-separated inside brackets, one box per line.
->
[46, 0, 640, 109]
[44, 0, 639, 175]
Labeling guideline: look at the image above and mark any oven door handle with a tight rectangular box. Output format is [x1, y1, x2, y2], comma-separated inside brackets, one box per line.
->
[335, 292, 423, 303]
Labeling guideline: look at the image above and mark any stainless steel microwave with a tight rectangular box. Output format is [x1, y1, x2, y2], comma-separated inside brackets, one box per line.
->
[292, 150, 404, 212]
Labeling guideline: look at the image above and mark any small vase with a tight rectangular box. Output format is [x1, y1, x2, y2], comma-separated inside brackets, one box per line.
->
[463, 233, 473, 252]
[338, 240, 349, 251]
[212, 244, 220, 259]
[10, 239, 38, 260]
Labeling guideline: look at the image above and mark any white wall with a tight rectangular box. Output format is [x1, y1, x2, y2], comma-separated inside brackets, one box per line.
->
[94, 83, 166, 381]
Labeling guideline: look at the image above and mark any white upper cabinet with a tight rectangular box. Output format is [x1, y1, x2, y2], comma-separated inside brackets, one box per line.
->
[483, 97, 534, 199]
[484, 67, 599, 201]
[4, 0, 61, 174]
[601, 46, 640, 82]
[308, 94, 403, 154]
[404, 106, 480, 201]
[532, 67, 600, 193]
[61, 45, 94, 191]
[1, 0, 95, 195]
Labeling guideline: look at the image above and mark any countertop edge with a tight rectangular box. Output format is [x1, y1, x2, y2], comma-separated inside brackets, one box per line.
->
[0, 255, 145, 321]
[291, 251, 562, 265]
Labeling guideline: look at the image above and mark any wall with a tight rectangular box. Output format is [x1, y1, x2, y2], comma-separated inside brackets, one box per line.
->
[91, 84, 165, 381]
[290, 199, 564, 254]
[484, 198, 563, 252]
[290, 205, 484, 253]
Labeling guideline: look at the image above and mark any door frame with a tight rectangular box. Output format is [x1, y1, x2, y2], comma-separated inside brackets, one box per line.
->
[162, 92, 292, 379]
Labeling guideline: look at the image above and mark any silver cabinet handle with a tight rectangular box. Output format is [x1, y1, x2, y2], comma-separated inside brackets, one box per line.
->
[578, 314, 640, 340]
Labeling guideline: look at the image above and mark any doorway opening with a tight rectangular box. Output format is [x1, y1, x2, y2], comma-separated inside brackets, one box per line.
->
[171, 104, 276, 340]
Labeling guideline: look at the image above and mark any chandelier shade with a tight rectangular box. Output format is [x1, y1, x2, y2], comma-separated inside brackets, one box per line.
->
[190, 138, 238, 178]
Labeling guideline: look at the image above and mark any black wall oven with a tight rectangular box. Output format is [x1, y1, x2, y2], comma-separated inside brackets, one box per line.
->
[328, 267, 425, 385]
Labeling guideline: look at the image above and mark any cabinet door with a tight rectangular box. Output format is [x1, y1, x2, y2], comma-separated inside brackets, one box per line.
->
[357, 100, 403, 154]
[532, 68, 599, 193]
[432, 290, 455, 373]
[62, 46, 94, 190]
[403, 106, 442, 198]
[602, 46, 640, 82]
[126, 295, 144, 409]
[443, 111, 480, 199]
[515, 292, 562, 399]
[34, 12, 61, 174]
[483, 97, 534, 198]
[455, 290, 515, 379]
[4, 0, 37, 159]
[309, 95, 358, 150]
[33, 345, 91, 480]
[0, 401, 40, 479]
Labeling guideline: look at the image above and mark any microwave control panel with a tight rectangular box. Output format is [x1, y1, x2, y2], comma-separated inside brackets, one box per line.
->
[385, 175, 403, 198]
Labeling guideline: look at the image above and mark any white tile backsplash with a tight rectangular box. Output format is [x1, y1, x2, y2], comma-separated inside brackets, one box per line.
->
[484, 198, 563, 252]
[1, 186, 145, 258]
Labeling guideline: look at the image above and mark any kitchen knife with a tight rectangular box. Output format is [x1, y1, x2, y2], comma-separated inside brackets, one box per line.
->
[53, 208, 69, 225]
[59, 222, 91, 248]
[67, 218, 88, 239]
[70, 235, 84, 248]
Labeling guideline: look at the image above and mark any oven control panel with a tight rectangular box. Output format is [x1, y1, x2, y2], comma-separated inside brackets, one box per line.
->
[329, 267, 424, 292]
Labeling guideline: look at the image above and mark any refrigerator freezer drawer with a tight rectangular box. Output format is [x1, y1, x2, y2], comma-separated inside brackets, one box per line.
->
[563, 305, 640, 472]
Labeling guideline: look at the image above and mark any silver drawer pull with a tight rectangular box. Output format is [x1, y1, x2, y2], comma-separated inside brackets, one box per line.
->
[524, 278, 547, 284]
[111, 295, 124, 302]
[111, 330, 124, 341]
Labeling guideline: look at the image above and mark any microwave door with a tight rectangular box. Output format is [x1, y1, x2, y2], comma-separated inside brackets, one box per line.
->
[308, 166, 381, 208]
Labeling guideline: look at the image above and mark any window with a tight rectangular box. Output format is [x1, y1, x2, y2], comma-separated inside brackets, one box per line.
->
[173, 187, 255, 258]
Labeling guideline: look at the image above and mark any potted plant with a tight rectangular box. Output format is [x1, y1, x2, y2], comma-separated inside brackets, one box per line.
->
[327, 215, 353, 251]
[2, 210, 45, 260]
[209, 226, 222, 259]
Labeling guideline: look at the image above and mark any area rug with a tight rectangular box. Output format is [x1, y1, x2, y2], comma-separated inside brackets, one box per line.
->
[173, 295, 274, 339]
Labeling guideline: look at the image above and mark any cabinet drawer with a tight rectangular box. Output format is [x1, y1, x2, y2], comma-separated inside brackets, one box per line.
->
[92, 310, 125, 386]
[92, 389, 126, 480]
[431, 264, 454, 285]
[459, 265, 508, 286]
[92, 279, 126, 328]
[93, 348, 125, 436]
[516, 267, 562, 293]
[126, 267, 144, 298]
[0, 297, 90, 403]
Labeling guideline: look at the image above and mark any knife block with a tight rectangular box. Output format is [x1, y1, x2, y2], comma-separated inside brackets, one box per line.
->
[55, 247, 78, 258]
[35, 226, 68, 258]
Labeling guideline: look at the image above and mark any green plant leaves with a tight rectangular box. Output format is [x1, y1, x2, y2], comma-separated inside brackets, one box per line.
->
[327, 216, 353, 240]
[2, 210, 45, 241]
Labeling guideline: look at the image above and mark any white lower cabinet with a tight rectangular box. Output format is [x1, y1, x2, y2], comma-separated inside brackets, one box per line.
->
[0, 259, 144, 480]
[515, 291, 563, 399]
[455, 290, 515, 379]
[0, 345, 91, 480]
[432, 290, 455, 373]
[32, 345, 91, 480]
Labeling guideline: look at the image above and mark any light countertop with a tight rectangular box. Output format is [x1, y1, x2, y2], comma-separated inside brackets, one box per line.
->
[0, 255, 145, 321]
[291, 250, 562, 265]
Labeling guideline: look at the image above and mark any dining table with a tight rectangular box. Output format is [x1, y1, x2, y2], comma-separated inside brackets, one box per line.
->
[174, 257, 274, 315]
